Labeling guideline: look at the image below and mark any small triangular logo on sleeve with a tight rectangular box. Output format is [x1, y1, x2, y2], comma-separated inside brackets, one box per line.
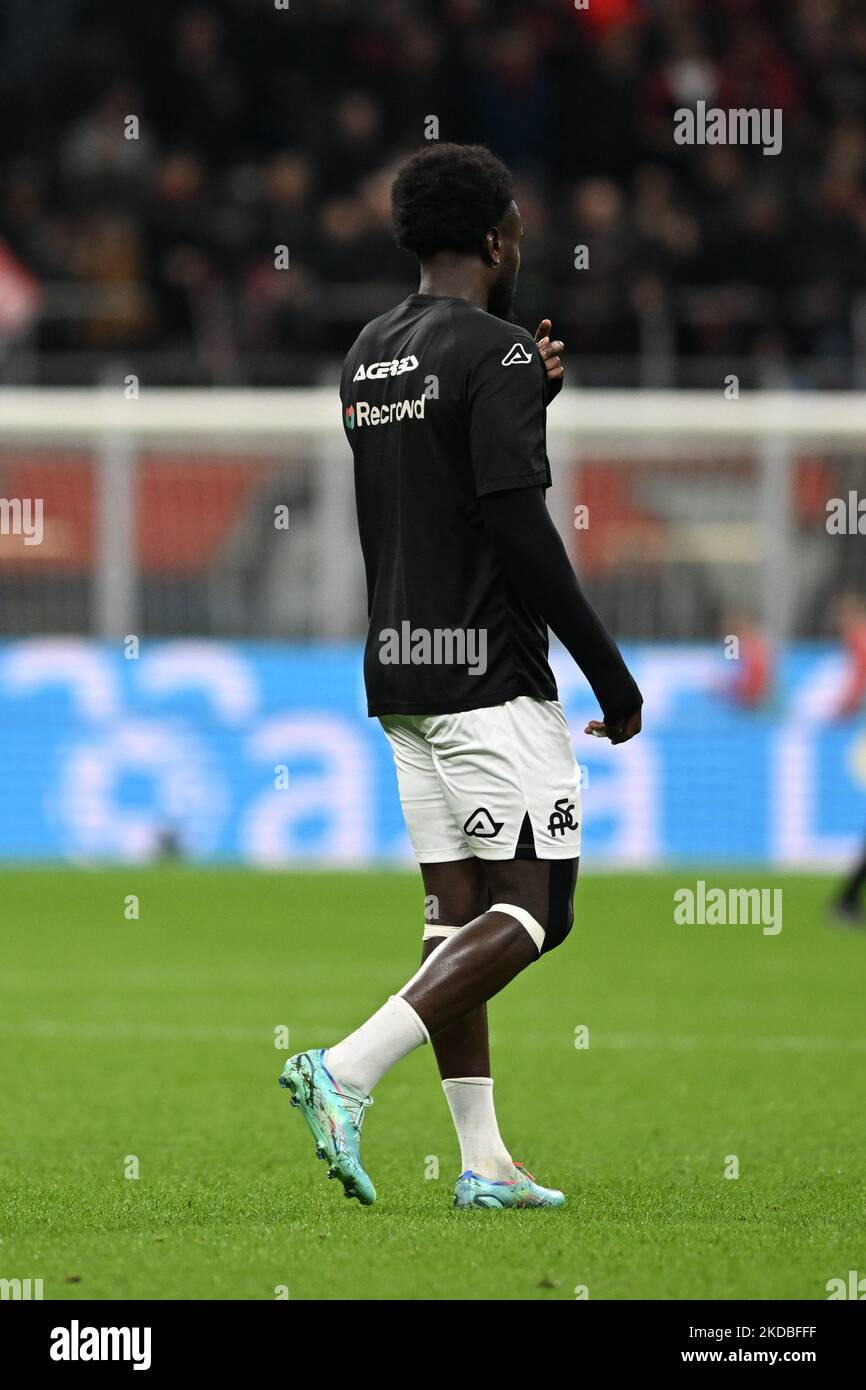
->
[501, 342, 533, 366]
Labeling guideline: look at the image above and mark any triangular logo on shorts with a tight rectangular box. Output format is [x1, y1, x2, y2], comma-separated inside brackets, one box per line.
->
[463, 807, 504, 838]
[501, 342, 533, 366]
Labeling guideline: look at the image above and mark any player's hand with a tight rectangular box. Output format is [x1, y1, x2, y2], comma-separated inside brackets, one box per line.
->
[584, 709, 642, 745]
[535, 319, 565, 381]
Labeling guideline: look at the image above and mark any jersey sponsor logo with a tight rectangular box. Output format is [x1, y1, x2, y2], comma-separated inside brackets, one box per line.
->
[463, 807, 504, 839]
[353, 355, 419, 382]
[348, 395, 427, 428]
[501, 342, 533, 366]
[547, 796, 578, 837]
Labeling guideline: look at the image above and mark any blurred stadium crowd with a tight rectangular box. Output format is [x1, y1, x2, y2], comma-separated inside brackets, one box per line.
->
[1, 0, 866, 386]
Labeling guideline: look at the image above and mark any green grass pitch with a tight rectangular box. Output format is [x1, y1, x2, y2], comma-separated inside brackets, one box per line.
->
[1, 866, 863, 1301]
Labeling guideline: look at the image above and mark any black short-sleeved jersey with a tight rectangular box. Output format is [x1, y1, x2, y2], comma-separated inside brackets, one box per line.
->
[341, 293, 559, 717]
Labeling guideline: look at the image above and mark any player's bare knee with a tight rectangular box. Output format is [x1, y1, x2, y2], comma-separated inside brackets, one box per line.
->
[539, 858, 579, 955]
[485, 858, 577, 956]
[486, 901, 545, 954]
[540, 898, 573, 954]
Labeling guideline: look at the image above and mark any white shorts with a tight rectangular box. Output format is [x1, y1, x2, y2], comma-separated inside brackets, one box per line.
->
[380, 696, 582, 863]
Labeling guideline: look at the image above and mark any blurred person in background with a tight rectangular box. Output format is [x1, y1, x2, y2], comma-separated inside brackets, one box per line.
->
[719, 610, 775, 710]
[830, 592, 866, 926]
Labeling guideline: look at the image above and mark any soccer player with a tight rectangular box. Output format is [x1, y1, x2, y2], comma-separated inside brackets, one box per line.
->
[829, 592, 866, 925]
[280, 144, 642, 1209]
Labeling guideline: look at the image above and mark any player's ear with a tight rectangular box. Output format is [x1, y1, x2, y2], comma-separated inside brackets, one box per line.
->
[484, 228, 501, 268]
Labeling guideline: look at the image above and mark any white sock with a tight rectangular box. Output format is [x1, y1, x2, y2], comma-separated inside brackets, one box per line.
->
[442, 1076, 515, 1181]
[326, 995, 429, 1095]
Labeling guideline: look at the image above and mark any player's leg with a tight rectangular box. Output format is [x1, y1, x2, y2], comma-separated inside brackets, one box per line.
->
[320, 853, 576, 1175]
[322, 867, 547, 1108]
[278, 699, 579, 1205]
[280, 857, 572, 1205]
[318, 713, 521, 1099]
[277, 712, 476, 1205]
[405, 697, 579, 1206]
[832, 833, 866, 925]
[419, 858, 490, 1077]
[401, 856, 577, 1033]
[420, 858, 517, 1183]
[406, 855, 577, 1207]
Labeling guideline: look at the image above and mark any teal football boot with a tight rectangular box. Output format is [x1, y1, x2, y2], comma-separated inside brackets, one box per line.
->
[279, 1049, 376, 1205]
[453, 1162, 565, 1209]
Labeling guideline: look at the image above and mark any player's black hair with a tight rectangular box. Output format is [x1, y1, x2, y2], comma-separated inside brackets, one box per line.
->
[391, 143, 513, 261]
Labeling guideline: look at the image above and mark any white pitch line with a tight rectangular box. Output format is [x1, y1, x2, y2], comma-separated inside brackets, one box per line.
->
[0, 1020, 863, 1052]
[0, 1020, 265, 1042]
[596, 1032, 866, 1054]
